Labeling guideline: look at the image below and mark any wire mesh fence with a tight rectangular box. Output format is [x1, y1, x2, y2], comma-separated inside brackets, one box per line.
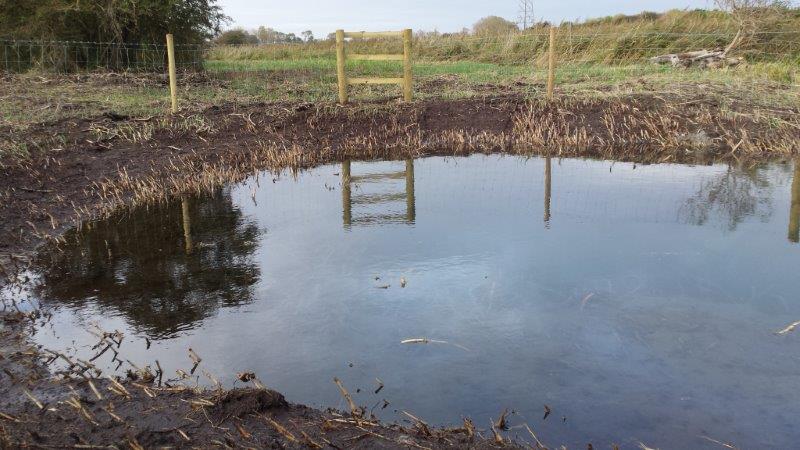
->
[200, 29, 800, 98]
[1, 30, 798, 115]
[0, 39, 204, 73]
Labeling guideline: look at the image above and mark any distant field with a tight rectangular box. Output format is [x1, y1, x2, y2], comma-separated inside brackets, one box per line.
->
[205, 9, 800, 65]
[202, 56, 798, 98]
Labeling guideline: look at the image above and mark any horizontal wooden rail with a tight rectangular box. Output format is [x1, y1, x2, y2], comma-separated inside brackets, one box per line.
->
[349, 54, 403, 61]
[348, 77, 404, 85]
[344, 31, 403, 39]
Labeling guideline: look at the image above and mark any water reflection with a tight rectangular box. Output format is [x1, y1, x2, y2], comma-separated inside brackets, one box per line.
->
[181, 195, 193, 254]
[544, 156, 552, 225]
[679, 163, 777, 231]
[341, 159, 416, 227]
[35, 188, 261, 338]
[789, 159, 800, 243]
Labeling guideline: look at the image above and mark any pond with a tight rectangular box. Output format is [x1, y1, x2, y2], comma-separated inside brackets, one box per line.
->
[30, 155, 800, 449]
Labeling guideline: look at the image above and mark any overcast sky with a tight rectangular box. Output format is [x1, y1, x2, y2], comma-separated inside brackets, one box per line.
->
[217, 0, 719, 37]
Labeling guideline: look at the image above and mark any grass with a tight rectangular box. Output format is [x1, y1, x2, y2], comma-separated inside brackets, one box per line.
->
[207, 8, 800, 65]
[0, 57, 797, 135]
[202, 57, 798, 104]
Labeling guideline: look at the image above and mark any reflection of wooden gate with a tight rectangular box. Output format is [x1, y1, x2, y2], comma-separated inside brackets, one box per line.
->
[335, 29, 413, 104]
[341, 160, 415, 227]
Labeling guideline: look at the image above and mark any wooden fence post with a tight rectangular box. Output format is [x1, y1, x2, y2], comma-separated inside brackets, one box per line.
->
[547, 26, 556, 99]
[166, 34, 178, 113]
[402, 29, 413, 102]
[336, 30, 348, 104]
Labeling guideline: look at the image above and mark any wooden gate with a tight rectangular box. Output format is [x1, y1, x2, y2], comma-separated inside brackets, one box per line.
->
[335, 29, 413, 104]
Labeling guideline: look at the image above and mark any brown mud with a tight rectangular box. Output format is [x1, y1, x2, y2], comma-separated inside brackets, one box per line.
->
[0, 311, 520, 449]
[1, 87, 799, 448]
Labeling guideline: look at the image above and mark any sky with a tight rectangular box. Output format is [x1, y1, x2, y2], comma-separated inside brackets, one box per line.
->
[216, 0, 718, 38]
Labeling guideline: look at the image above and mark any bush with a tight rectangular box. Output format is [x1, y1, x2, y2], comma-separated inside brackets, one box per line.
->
[216, 29, 259, 46]
[473, 16, 519, 36]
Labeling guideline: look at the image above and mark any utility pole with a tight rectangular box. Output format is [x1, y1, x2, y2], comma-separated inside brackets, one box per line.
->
[518, 0, 535, 29]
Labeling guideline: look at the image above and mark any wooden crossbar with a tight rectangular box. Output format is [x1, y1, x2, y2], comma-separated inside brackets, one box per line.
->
[349, 54, 403, 61]
[335, 29, 413, 104]
[344, 31, 403, 39]
[349, 77, 404, 85]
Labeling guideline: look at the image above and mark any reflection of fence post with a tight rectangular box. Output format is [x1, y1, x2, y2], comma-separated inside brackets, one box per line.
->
[406, 159, 416, 223]
[544, 156, 552, 224]
[789, 160, 800, 243]
[336, 30, 348, 105]
[166, 34, 178, 113]
[402, 29, 413, 102]
[342, 160, 352, 227]
[547, 26, 556, 99]
[181, 195, 193, 254]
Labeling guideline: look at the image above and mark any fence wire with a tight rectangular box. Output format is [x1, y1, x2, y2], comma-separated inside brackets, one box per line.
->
[0, 31, 797, 113]
[0, 39, 203, 73]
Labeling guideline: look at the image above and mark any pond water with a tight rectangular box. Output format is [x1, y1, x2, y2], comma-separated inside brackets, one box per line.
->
[30, 155, 800, 449]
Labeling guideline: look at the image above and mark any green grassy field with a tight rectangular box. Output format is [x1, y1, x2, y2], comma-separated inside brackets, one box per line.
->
[202, 56, 798, 101]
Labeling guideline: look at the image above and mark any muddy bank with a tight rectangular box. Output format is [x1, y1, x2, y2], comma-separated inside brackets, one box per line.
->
[0, 310, 524, 449]
[2, 94, 798, 270]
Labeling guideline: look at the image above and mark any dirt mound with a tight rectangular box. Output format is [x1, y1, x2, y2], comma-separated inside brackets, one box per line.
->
[210, 388, 289, 421]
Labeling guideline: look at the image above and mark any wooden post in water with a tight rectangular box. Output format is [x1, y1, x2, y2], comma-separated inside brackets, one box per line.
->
[405, 159, 416, 223]
[547, 26, 556, 100]
[402, 29, 413, 102]
[166, 34, 178, 113]
[335, 30, 348, 105]
[544, 156, 552, 224]
[181, 195, 193, 254]
[342, 160, 352, 227]
[789, 160, 800, 243]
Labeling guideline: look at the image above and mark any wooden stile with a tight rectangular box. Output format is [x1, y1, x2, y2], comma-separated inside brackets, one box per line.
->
[334, 28, 413, 104]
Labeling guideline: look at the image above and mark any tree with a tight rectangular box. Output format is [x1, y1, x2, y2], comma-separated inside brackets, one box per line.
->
[472, 16, 519, 36]
[518, 0, 535, 29]
[0, 0, 228, 45]
[714, 0, 791, 54]
[301, 30, 315, 42]
[216, 28, 259, 45]
[255, 26, 303, 44]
